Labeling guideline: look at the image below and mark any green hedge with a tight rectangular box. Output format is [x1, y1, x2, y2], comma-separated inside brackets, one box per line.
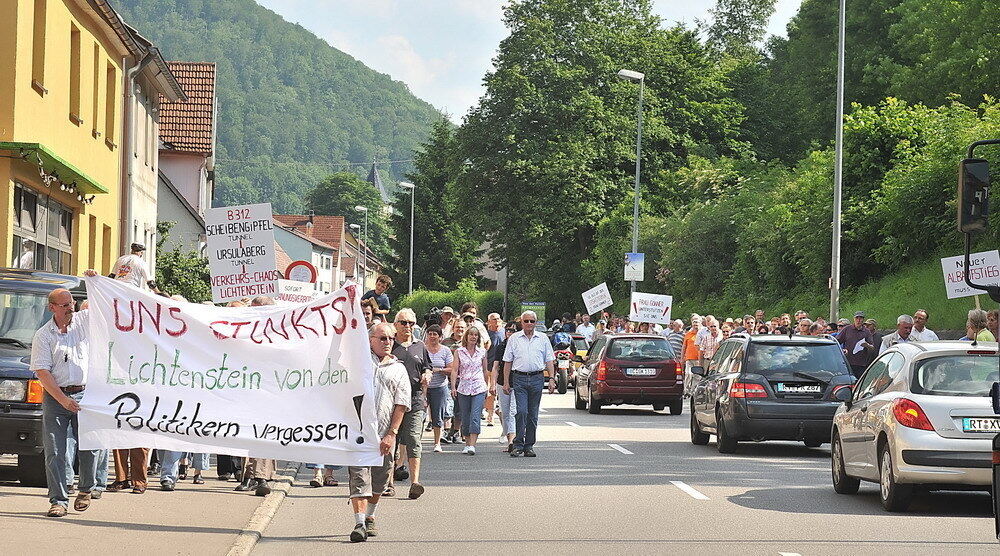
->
[393, 284, 503, 322]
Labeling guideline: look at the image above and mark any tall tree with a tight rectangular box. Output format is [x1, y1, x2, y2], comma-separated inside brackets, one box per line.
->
[705, 0, 777, 56]
[304, 172, 390, 259]
[385, 121, 481, 291]
[455, 0, 746, 308]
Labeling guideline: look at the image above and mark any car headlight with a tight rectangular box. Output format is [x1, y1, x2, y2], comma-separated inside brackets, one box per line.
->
[0, 379, 27, 402]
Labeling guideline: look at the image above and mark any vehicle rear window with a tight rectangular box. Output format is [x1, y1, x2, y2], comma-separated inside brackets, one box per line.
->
[745, 342, 850, 377]
[606, 338, 675, 362]
[911, 355, 999, 396]
[0, 291, 51, 349]
[572, 338, 588, 352]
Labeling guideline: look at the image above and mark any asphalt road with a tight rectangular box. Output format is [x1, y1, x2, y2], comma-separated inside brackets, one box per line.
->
[254, 392, 1000, 555]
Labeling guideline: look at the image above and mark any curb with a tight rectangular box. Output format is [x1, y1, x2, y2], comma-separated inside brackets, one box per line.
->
[225, 461, 301, 556]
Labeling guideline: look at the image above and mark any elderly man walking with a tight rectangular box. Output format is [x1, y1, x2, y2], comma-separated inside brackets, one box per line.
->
[389, 308, 431, 500]
[348, 323, 410, 542]
[879, 315, 916, 353]
[502, 311, 555, 458]
[838, 311, 875, 378]
[31, 276, 103, 517]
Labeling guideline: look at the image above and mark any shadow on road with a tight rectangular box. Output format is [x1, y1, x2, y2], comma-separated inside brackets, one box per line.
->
[728, 485, 994, 518]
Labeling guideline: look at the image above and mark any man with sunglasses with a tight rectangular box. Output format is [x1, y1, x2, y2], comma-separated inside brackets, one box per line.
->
[388, 308, 431, 500]
[31, 272, 104, 517]
[501, 310, 555, 457]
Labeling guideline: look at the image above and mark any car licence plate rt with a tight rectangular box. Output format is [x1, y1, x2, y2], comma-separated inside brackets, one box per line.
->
[962, 418, 1000, 432]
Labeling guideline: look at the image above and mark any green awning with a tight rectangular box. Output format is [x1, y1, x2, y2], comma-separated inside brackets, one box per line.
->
[0, 141, 110, 194]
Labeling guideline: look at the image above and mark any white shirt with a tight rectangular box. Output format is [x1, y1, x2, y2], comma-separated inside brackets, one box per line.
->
[30, 311, 91, 387]
[502, 330, 555, 372]
[576, 322, 596, 341]
[112, 253, 150, 289]
[372, 354, 411, 437]
[911, 327, 939, 342]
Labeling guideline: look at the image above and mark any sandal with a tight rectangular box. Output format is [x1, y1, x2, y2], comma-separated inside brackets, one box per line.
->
[323, 476, 338, 487]
[47, 504, 67, 517]
[193, 476, 205, 485]
[131, 485, 147, 494]
[106, 480, 132, 492]
[74, 492, 91, 512]
[309, 479, 322, 488]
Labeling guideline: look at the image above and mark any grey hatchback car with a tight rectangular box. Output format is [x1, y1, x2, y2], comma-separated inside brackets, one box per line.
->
[831, 341, 999, 512]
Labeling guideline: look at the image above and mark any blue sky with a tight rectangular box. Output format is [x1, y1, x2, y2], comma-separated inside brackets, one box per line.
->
[255, 1, 803, 121]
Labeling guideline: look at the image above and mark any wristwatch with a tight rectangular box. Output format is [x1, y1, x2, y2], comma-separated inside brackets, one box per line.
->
[389, 428, 399, 435]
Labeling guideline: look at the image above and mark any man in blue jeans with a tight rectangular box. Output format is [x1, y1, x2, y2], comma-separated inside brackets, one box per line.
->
[502, 311, 555, 457]
[31, 284, 103, 517]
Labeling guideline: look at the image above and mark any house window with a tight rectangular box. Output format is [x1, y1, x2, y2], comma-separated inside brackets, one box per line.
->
[11, 183, 73, 273]
[31, 0, 47, 94]
[91, 43, 100, 137]
[105, 62, 116, 147]
[69, 23, 81, 122]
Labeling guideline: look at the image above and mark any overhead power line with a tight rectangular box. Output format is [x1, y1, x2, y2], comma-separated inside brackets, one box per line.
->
[215, 157, 415, 169]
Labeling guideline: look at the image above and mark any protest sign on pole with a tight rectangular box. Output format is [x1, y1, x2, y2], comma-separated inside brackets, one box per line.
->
[629, 292, 673, 324]
[78, 276, 382, 466]
[582, 283, 613, 316]
[520, 301, 546, 326]
[624, 253, 645, 282]
[940, 250, 1000, 299]
[205, 203, 281, 303]
[276, 279, 320, 305]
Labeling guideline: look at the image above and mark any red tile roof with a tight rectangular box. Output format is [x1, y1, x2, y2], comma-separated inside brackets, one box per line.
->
[159, 62, 216, 156]
[274, 214, 344, 250]
[341, 256, 357, 277]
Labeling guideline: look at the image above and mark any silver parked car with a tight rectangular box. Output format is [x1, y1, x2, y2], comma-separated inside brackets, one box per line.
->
[830, 341, 998, 511]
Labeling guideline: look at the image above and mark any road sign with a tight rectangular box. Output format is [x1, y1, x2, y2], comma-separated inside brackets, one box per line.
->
[275, 279, 320, 305]
[204, 203, 280, 303]
[582, 282, 613, 315]
[624, 252, 644, 281]
[286, 260, 318, 283]
[940, 250, 1000, 299]
[629, 292, 672, 325]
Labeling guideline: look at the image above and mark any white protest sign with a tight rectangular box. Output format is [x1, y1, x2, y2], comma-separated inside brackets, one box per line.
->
[276, 279, 320, 305]
[78, 276, 382, 466]
[629, 292, 673, 324]
[582, 282, 613, 315]
[205, 203, 281, 303]
[940, 250, 1000, 299]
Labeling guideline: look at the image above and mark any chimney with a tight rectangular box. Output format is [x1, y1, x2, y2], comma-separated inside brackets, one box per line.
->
[305, 210, 314, 237]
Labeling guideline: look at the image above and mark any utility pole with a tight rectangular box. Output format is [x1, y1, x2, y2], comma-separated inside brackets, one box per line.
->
[829, 0, 846, 322]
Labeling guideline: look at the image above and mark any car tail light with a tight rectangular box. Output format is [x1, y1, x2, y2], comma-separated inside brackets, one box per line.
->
[26, 379, 44, 404]
[892, 398, 934, 431]
[967, 350, 997, 355]
[672, 360, 683, 377]
[596, 360, 607, 381]
[730, 382, 768, 398]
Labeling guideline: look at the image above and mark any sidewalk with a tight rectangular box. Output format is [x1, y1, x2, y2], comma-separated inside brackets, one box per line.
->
[0, 454, 290, 556]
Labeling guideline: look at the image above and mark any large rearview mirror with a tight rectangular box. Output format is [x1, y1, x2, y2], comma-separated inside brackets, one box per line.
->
[958, 158, 990, 233]
[835, 386, 853, 405]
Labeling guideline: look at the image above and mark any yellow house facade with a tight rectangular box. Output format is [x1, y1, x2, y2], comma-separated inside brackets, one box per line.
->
[0, 0, 182, 276]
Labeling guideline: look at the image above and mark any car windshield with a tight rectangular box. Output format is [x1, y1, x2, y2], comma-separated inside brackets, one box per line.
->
[745, 342, 850, 377]
[0, 291, 51, 349]
[606, 337, 674, 362]
[911, 355, 999, 396]
[572, 338, 588, 352]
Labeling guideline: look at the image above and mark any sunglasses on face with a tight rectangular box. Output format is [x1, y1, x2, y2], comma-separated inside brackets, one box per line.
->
[374, 336, 393, 342]
[396, 320, 415, 326]
[522, 319, 536, 323]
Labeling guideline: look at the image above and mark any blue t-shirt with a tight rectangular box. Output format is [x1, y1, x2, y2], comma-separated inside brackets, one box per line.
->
[361, 290, 390, 312]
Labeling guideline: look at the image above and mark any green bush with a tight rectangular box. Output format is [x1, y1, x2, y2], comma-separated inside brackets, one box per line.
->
[393, 279, 503, 322]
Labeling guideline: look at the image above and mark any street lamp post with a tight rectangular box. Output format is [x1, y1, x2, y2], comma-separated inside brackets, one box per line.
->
[354, 205, 369, 288]
[400, 182, 416, 296]
[348, 223, 361, 283]
[617, 68, 644, 295]
[829, 0, 846, 322]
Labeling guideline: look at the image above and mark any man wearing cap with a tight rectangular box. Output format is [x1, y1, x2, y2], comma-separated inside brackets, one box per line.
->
[111, 243, 152, 290]
[440, 306, 456, 337]
[838, 311, 875, 378]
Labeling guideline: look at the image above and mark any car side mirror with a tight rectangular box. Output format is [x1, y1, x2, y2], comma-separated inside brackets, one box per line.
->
[573, 355, 584, 363]
[835, 386, 853, 405]
[958, 158, 990, 234]
[691, 365, 705, 376]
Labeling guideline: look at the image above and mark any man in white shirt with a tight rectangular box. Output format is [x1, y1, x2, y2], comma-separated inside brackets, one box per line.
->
[502, 310, 555, 458]
[910, 309, 939, 342]
[32, 276, 103, 517]
[111, 243, 151, 289]
[576, 314, 596, 342]
[879, 315, 915, 354]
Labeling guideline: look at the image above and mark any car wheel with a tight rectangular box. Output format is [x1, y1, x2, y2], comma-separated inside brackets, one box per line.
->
[574, 383, 587, 410]
[831, 433, 860, 495]
[17, 453, 47, 487]
[652, 403, 665, 412]
[804, 439, 823, 448]
[715, 410, 738, 454]
[587, 384, 602, 414]
[668, 398, 684, 415]
[556, 369, 568, 394]
[879, 443, 913, 512]
[690, 402, 710, 445]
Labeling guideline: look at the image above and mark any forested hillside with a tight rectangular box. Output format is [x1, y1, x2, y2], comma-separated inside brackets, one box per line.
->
[114, 0, 443, 212]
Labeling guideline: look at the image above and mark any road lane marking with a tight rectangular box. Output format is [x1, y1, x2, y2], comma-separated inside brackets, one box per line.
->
[670, 480, 709, 500]
[608, 443, 633, 454]
[565, 421, 581, 427]
[778, 553, 802, 556]
[539, 408, 547, 413]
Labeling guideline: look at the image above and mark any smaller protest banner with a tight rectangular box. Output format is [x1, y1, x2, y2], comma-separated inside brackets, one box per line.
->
[205, 203, 281, 303]
[629, 292, 673, 325]
[276, 279, 320, 305]
[624, 252, 645, 282]
[582, 282, 613, 315]
[940, 250, 1000, 299]
[520, 301, 547, 326]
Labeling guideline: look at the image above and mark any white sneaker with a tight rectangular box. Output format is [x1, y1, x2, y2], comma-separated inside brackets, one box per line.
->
[433, 444, 442, 453]
[467, 446, 476, 456]
[498, 435, 507, 445]
[461, 446, 471, 455]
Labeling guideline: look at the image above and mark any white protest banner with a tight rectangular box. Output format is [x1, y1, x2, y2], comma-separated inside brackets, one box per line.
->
[582, 282, 613, 315]
[629, 292, 673, 325]
[78, 276, 382, 466]
[940, 250, 1000, 299]
[205, 203, 281, 303]
[276, 279, 320, 305]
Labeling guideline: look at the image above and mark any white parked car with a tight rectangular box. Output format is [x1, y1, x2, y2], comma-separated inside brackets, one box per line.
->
[830, 341, 999, 511]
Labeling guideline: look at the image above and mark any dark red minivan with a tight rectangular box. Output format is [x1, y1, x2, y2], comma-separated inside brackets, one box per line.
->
[574, 333, 684, 415]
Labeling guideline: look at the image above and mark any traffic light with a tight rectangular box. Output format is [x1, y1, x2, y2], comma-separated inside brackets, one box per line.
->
[958, 158, 990, 233]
